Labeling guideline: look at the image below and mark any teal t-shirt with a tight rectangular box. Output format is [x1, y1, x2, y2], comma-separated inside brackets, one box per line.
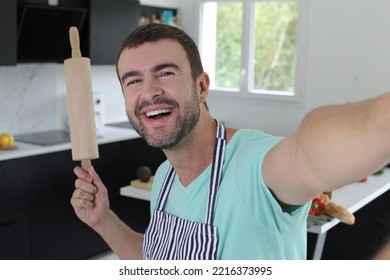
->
[150, 129, 310, 260]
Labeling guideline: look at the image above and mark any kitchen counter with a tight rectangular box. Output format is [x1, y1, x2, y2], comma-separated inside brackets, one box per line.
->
[0, 125, 141, 161]
[0, 122, 166, 260]
[307, 168, 390, 259]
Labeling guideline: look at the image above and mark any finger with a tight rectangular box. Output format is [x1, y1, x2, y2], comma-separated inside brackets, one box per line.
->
[88, 165, 107, 193]
[73, 188, 96, 202]
[74, 166, 93, 183]
[70, 193, 94, 210]
[75, 178, 98, 194]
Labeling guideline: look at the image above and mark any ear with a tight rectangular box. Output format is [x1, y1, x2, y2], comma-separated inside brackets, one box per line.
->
[197, 72, 210, 104]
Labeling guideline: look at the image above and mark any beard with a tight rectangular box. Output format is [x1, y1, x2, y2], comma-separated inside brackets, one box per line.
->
[127, 86, 200, 150]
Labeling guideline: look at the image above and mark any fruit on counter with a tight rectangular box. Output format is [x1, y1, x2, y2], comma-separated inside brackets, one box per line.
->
[0, 133, 14, 147]
[309, 192, 355, 225]
[137, 166, 152, 182]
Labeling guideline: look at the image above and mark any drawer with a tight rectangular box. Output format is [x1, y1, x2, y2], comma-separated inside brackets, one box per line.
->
[0, 157, 29, 201]
[0, 219, 31, 259]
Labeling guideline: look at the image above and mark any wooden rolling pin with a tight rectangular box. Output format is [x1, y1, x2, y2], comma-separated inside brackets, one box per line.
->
[64, 26, 99, 170]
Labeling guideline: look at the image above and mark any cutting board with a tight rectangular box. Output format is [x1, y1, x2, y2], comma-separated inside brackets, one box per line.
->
[130, 176, 154, 191]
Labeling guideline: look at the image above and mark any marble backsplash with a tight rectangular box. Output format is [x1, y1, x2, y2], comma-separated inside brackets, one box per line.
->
[0, 63, 60, 135]
[0, 63, 127, 135]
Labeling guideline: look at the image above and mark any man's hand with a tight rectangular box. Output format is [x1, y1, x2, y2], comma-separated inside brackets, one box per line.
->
[70, 165, 110, 229]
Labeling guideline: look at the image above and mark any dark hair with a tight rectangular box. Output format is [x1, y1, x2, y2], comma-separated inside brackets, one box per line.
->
[116, 23, 204, 82]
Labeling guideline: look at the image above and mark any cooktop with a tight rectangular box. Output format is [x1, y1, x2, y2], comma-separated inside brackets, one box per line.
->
[106, 121, 132, 129]
[15, 130, 71, 146]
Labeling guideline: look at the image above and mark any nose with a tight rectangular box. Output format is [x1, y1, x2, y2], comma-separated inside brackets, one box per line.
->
[142, 77, 164, 100]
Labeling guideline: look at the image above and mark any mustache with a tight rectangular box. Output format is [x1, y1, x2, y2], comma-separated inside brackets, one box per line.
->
[136, 97, 179, 116]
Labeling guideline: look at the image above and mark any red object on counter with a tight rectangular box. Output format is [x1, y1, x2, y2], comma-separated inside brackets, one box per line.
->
[309, 196, 324, 216]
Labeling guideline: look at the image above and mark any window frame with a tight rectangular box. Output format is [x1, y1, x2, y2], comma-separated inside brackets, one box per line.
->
[197, 0, 310, 105]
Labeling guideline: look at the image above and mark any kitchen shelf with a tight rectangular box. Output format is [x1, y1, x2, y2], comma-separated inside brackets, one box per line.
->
[120, 185, 151, 201]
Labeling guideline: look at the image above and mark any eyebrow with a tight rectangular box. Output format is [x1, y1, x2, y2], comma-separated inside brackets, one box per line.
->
[121, 70, 139, 83]
[120, 63, 181, 83]
[154, 63, 181, 73]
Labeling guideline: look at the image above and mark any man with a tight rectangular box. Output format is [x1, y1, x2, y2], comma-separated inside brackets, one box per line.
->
[374, 241, 390, 260]
[70, 23, 390, 260]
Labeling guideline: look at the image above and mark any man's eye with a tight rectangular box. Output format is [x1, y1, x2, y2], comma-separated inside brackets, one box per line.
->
[125, 79, 139, 86]
[159, 71, 174, 77]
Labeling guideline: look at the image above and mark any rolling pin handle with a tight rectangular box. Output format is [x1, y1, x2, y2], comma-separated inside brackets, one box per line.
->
[81, 159, 92, 171]
[69, 26, 82, 58]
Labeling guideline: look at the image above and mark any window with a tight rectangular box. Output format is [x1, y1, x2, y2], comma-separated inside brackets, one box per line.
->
[199, 0, 307, 101]
[201, 1, 243, 91]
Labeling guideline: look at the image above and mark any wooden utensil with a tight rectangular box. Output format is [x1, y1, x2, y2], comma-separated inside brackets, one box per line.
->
[64, 26, 99, 170]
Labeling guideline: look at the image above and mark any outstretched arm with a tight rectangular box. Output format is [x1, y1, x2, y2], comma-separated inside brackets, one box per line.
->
[263, 92, 390, 205]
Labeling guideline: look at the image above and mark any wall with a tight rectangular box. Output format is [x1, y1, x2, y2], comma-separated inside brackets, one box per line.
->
[180, 0, 390, 136]
[0, 63, 126, 135]
[1, 0, 390, 136]
[0, 64, 59, 134]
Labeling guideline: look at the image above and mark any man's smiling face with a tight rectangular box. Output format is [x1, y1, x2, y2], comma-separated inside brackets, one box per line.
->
[117, 39, 200, 149]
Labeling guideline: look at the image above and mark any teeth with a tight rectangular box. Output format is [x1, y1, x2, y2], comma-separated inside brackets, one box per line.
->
[146, 109, 172, 117]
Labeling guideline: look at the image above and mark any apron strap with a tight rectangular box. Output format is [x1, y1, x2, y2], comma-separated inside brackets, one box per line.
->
[154, 120, 226, 225]
[155, 165, 175, 211]
[206, 120, 226, 225]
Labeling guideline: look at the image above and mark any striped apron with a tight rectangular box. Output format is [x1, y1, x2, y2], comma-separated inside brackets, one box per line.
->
[143, 120, 226, 260]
